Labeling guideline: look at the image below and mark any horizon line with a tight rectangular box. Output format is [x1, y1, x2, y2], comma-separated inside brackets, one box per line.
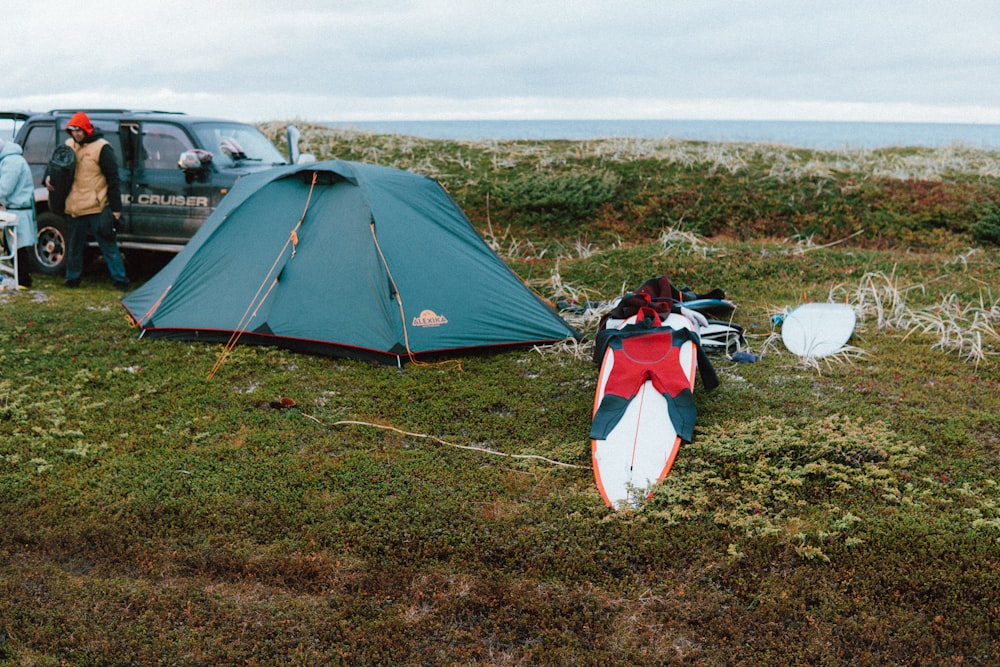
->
[319, 117, 1000, 126]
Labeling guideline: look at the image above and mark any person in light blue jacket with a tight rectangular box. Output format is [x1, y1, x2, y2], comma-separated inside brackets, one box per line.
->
[0, 138, 37, 287]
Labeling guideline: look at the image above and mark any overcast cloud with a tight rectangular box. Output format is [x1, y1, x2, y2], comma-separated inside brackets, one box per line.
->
[5, 0, 1000, 123]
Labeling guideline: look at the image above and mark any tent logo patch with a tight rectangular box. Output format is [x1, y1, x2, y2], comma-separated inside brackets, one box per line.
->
[412, 309, 448, 327]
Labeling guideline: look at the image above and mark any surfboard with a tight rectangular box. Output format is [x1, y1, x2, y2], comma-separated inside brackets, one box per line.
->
[780, 302, 856, 357]
[591, 313, 698, 509]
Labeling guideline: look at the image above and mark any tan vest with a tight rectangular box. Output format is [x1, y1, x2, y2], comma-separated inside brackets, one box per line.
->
[64, 137, 110, 217]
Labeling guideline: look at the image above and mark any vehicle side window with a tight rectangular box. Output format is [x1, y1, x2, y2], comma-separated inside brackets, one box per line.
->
[21, 124, 56, 165]
[141, 123, 194, 170]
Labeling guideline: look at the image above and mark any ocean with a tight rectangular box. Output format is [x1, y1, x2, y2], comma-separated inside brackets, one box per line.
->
[323, 119, 1000, 151]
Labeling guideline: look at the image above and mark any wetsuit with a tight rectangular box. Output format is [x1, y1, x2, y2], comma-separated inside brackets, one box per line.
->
[591, 311, 718, 442]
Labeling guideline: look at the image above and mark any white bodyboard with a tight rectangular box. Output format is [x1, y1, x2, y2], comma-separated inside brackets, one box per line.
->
[781, 303, 856, 358]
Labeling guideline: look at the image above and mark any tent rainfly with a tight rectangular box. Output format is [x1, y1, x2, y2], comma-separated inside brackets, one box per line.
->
[121, 160, 579, 365]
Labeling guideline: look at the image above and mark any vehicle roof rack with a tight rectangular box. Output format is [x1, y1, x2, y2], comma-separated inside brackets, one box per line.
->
[46, 109, 186, 116]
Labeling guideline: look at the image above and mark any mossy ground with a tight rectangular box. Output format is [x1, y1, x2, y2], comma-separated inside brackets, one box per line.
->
[1, 127, 998, 665]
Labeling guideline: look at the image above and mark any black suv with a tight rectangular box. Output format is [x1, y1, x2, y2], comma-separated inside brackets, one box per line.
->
[2, 110, 306, 274]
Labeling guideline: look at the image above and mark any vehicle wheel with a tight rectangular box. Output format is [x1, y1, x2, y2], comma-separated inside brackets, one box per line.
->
[33, 212, 69, 275]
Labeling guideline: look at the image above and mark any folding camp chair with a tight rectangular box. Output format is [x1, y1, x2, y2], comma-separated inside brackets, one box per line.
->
[0, 211, 18, 284]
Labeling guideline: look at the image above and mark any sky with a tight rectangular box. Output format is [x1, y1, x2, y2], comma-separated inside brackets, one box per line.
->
[5, 0, 1000, 125]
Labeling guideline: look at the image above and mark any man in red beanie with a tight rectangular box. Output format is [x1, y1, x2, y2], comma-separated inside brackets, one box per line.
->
[47, 111, 130, 290]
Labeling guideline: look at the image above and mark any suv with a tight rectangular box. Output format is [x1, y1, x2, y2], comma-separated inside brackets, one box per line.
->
[2, 110, 307, 274]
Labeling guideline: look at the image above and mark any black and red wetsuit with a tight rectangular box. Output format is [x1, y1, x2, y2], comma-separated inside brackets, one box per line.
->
[590, 310, 718, 442]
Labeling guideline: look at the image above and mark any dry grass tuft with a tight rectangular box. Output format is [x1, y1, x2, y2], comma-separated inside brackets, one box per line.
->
[658, 227, 724, 258]
[836, 270, 999, 363]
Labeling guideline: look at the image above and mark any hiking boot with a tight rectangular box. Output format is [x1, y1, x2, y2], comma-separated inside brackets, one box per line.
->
[113, 281, 131, 292]
[64, 278, 81, 288]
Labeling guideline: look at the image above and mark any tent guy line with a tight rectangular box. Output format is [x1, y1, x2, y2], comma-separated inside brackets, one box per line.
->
[267, 397, 586, 468]
[327, 418, 588, 470]
[208, 172, 319, 379]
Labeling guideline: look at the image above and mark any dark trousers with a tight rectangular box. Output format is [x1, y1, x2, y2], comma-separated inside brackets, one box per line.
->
[65, 209, 128, 284]
[16, 247, 32, 287]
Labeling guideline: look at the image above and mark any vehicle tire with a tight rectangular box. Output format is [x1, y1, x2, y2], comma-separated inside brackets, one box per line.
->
[33, 212, 69, 275]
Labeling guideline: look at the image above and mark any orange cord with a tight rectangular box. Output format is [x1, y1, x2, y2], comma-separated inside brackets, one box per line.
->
[208, 172, 318, 378]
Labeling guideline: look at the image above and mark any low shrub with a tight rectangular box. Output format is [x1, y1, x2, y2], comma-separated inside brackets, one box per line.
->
[490, 169, 620, 229]
[973, 201, 1000, 245]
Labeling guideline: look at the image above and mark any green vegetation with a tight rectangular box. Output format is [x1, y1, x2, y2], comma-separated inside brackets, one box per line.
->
[1, 126, 998, 665]
[974, 201, 1000, 245]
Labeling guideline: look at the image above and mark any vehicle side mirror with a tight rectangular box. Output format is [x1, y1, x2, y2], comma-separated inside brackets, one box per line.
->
[178, 149, 213, 172]
[286, 126, 301, 164]
[178, 149, 213, 183]
[285, 125, 316, 163]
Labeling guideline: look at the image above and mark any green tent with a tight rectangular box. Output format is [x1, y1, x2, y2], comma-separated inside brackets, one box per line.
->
[121, 160, 578, 364]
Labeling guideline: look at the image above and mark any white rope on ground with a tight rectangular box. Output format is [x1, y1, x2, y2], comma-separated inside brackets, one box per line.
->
[294, 409, 588, 469]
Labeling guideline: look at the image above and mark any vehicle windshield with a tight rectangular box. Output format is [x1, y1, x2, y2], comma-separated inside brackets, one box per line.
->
[0, 114, 28, 143]
[191, 122, 287, 168]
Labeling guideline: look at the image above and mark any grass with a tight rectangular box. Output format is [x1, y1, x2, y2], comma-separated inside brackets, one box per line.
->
[1, 127, 999, 665]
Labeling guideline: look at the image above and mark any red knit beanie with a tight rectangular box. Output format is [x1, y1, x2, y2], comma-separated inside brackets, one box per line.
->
[66, 111, 94, 136]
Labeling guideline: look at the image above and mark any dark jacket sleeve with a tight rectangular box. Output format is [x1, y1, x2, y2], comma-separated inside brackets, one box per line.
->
[98, 143, 122, 213]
